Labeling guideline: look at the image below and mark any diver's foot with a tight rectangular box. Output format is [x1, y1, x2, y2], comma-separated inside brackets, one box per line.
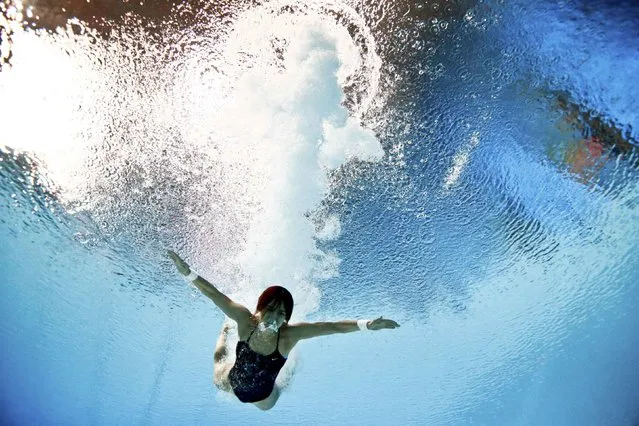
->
[222, 320, 232, 335]
[215, 321, 232, 364]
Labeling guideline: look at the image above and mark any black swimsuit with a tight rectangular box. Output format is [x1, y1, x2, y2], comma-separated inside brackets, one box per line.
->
[228, 327, 287, 403]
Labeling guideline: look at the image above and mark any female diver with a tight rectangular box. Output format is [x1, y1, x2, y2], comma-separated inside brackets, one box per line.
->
[168, 250, 400, 411]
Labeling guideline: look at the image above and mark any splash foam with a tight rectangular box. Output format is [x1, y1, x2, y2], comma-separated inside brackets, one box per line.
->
[0, 4, 385, 323]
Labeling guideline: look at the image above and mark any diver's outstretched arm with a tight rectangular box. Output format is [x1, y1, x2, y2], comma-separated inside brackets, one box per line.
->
[167, 250, 252, 324]
[287, 316, 399, 342]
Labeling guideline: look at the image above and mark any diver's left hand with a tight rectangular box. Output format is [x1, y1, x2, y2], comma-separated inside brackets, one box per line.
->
[167, 250, 190, 275]
[367, 316, 400, 330]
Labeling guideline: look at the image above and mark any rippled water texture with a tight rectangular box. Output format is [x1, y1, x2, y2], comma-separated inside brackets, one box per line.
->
[1, 0, 639, 424]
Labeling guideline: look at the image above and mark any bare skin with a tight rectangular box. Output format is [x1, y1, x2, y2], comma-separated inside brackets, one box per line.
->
[167, 250, 400, 411]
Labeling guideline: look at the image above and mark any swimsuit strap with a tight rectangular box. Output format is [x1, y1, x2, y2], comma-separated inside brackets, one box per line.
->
[246, 325, 281, 354]
[246, 326, 257, 343]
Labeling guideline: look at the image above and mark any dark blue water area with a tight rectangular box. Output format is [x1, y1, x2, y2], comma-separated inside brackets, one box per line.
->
[499, 0, 639, 137]
[311, 6, 639, 421]
[318, 0, 639, 322]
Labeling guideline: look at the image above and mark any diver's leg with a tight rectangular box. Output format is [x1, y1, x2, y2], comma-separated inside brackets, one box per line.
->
[213, 323, 232, 392]
[253, 385, 281, 411]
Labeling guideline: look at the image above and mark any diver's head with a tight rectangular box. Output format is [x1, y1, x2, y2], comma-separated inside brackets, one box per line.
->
[255, 286, 294, 331]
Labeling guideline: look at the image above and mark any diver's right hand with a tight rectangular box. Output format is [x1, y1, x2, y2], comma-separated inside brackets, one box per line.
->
[167, 250, 190, 275]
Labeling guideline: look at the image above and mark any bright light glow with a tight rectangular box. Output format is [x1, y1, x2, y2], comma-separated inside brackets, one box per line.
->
[443, 131, 480, 190]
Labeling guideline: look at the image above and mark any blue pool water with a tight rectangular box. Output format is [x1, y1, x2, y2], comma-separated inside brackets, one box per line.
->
[1, 0, 639, 424]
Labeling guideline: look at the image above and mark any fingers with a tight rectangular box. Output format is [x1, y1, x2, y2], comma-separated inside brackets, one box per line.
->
[167, 250, 184, 264]
[365, 317, 399, 330]
[167, 250, 189, 271]
[375, 318, 400, 329]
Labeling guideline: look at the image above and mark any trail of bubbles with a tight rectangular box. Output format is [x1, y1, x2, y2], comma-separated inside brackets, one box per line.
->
[0, 2, 386, 320]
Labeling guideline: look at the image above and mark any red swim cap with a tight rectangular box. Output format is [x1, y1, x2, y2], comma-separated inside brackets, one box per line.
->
[256, 286, 294, 322]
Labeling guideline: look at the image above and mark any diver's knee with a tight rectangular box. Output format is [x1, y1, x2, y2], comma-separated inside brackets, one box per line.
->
[214, 352, 226, 364]
[214, 344, 228, 363]
[213, 382, 227, 392]
[254, 387, 279, 410]
[254, 401, 275, 411]
[255, 404, 275, 411]
[213, 368, 232, 393]
[213, 378, 232, 393]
